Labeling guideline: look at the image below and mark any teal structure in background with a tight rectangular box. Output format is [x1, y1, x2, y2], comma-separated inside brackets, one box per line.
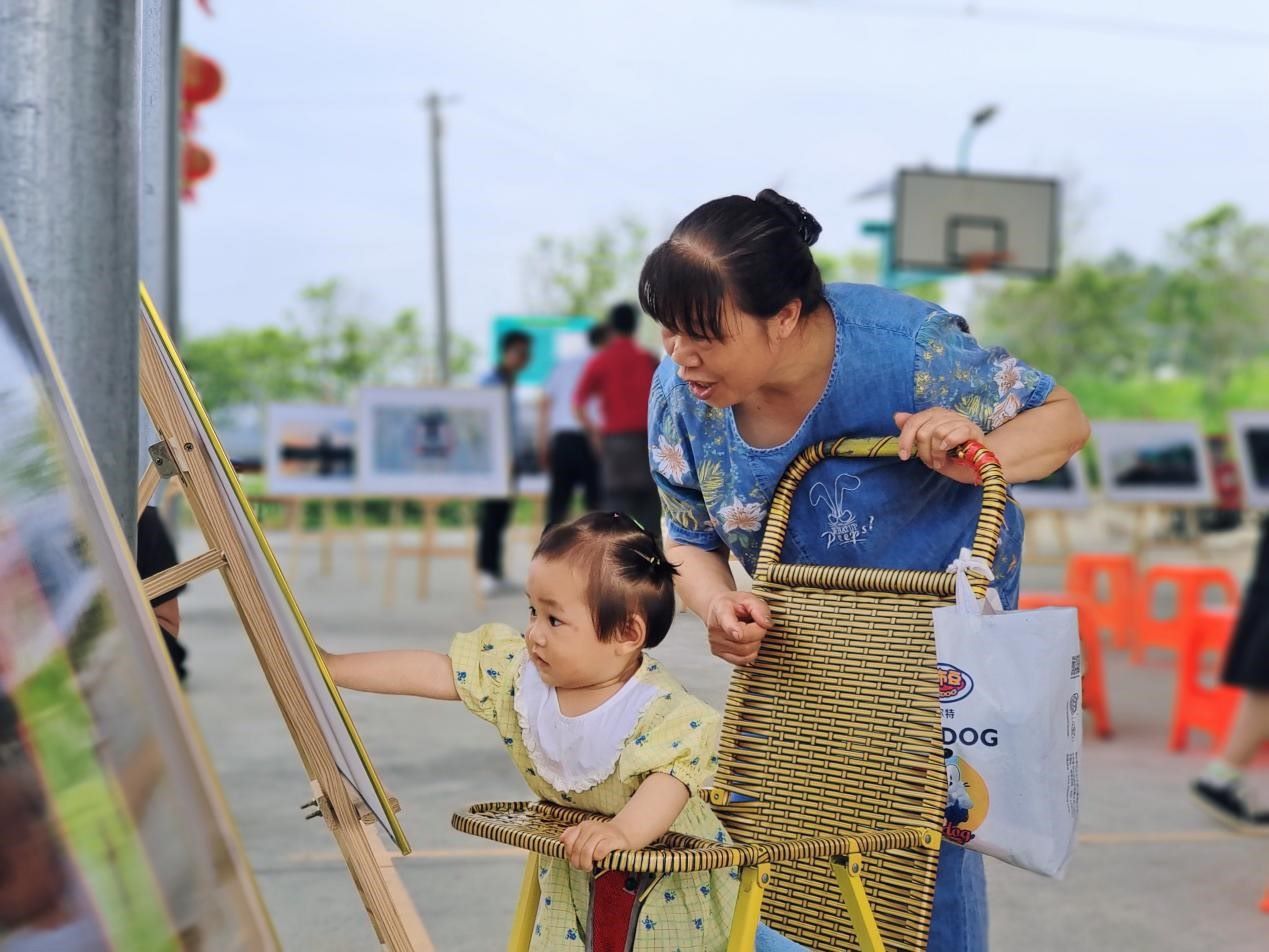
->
[491, 314, 596, 387]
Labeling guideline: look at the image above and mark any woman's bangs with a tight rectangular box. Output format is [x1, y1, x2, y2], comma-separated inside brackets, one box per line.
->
[637, 241, 727, 342]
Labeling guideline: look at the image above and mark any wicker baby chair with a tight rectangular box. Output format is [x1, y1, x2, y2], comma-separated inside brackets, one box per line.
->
[453, 437, 1007, 951]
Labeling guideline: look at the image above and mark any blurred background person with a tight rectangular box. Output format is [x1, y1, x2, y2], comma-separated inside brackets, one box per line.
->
[477, 330, 532, 596]
[574, 303, 661, 533]
[538, 323, 608, 528]
[137, 505, 188, 683]
[1192, 513, 1269, 831]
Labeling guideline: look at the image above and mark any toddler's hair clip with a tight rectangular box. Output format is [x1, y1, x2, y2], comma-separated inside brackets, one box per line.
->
[638, 551, 662, 568]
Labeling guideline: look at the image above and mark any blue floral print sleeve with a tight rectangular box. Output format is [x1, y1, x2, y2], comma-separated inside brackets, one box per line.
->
[648, 379, 725, 551]
[912, 311, 1054, 430]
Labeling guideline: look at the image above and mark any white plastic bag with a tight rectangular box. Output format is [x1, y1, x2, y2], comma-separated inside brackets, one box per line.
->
[932, 550, 1082, 878]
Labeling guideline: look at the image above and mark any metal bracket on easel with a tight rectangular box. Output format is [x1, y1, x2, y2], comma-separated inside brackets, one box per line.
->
[148, 439, 184, 478]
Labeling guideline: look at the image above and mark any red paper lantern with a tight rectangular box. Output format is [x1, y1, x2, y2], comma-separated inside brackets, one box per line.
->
[181, 140, 215, 200]
[182, 47, 223, 130]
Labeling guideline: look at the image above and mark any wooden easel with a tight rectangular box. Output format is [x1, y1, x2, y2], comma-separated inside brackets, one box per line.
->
[137, 298, 433, 951]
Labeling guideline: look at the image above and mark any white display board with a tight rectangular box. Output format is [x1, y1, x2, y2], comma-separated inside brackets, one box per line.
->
[357, 387, 512, 498]
[265, 403, 358, 497]
[1091, 421, 1215, 505]
[1230, 411, 1269, 510]
[1010, 453, 1091, 512]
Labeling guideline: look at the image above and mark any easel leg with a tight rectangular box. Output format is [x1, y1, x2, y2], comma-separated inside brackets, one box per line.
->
[356, 499, 369, 584]
[362, 821, 434, 951]
[321, 498, 335, 577]
[287, 498, 302, 576]
[1055, 511, 1071, 559]
[507, 854, 541, 952]
[384, 498, 401, 608]
[418, 501, 435, 600]
[470, 501, 485, 614]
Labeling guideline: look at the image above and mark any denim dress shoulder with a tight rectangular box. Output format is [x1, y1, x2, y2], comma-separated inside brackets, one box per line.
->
[647, 282, 1055, 607]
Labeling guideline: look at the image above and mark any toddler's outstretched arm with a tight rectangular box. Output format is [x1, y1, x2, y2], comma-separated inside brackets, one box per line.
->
[560, 773, 690, 870]
[320, 647, 460, 701]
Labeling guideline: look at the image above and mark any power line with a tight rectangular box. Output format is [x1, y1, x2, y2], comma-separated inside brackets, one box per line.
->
[821, 1, 1269, 47]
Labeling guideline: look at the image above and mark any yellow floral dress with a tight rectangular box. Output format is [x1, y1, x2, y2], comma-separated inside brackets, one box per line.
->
[450, 623, 738, 951]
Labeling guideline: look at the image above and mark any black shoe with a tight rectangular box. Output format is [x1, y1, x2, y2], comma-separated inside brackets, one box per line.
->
[1191, 777, 1269, 834]
[162, 629, 189, 684]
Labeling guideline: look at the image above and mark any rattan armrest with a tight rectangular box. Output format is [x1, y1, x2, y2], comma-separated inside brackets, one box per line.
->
[453, 800, 939, 875]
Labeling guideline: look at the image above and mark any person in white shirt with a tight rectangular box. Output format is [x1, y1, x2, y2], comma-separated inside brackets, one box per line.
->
[539, 324, 608, 527]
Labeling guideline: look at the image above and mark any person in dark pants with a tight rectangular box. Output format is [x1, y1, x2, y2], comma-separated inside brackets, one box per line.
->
[477, 330, 532, 597]
[137, 504, 188, 681]
[574, 303, 662, 534]
[539, 324, 609, 528]
[1192, 513, 1269, 831]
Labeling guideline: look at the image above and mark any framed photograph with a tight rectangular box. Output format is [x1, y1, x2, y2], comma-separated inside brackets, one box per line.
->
[0, 221, 275, 946]
[266, 403, 358, 496]
[1230, 411, 1269, 510]
[1091, 421, 1215, 505]
[357, 387, 511, 497]
[1010, 453, 1091, 511]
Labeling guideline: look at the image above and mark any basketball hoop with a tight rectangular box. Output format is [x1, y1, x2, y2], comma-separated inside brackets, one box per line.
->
[960, 250, 1011, 274]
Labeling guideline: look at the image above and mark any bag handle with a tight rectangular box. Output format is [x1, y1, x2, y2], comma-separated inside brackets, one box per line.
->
[753, 437, 1007, 599]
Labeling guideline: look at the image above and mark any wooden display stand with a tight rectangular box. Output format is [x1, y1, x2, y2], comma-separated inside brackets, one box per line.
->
[138, 305, 433, 951]
[383, 498, 483, 609]
[1020, 509, 1073, 566]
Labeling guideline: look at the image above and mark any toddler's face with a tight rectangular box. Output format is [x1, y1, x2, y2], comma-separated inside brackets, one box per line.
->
[523, 556, 634, 690]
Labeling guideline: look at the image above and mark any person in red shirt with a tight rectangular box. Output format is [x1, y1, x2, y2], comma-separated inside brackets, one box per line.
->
[574, 302, 662, 533]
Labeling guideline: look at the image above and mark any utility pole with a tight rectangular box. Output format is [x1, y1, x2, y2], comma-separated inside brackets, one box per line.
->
[423, 92, 456, 384]
[0, 0, 139, 543]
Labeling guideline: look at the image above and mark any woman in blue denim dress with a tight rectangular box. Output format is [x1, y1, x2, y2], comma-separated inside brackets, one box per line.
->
[640, 190, 1090, 952]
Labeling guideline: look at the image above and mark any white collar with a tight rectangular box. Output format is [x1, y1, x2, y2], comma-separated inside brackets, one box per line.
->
[513, 655, 660, 793]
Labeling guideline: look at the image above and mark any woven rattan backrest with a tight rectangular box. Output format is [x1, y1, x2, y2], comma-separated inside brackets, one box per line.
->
[712, 438, 1006, 951]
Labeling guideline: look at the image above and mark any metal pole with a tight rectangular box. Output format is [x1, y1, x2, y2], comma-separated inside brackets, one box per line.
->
[138, 0, 180, 340]
[956, 126, 976, 173]
[424, 92, 451, 384]
[0, 0, 140, 544]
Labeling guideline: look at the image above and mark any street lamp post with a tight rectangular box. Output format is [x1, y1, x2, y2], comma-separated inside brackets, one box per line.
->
[957, 104, 999, 172]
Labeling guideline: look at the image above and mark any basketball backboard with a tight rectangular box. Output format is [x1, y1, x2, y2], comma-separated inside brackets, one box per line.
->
[892, 169, 1059, 278]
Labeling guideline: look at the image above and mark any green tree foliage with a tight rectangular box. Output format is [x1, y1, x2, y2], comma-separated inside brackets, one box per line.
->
[523, 216, 648, 317]
[182, 279, 475, 411]
[975, 205, 1269, 431]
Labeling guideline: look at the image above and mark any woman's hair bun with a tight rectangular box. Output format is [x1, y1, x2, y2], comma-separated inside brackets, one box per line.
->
[756, 188, 822, 247]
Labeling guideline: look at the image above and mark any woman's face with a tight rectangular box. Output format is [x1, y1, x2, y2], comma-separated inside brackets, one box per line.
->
[660, 305, 780, 409]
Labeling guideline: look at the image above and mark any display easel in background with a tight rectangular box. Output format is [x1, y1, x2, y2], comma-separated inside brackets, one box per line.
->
[382, 497, 483, 609]
[138, 290, 432, 951]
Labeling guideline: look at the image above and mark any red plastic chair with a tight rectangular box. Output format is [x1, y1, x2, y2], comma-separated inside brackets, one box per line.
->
[1169, 605, 1242, 752]
[1133, 565, 1240, 665]
[1065, 553, 1138, 651]
[1019, 592, 1113, 739]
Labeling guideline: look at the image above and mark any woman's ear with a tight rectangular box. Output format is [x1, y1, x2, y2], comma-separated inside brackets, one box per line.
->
[613, 615, 647, 656]
[770, 298, 804, 342]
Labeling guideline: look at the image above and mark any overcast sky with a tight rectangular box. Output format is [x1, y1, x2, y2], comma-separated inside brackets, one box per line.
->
[181, 0, 1269, 359]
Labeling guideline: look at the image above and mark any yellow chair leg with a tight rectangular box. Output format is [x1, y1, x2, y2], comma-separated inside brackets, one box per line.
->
[726, 863, 771, 952]
[832, 853, 885, 952]
[507, 854, 542, 952]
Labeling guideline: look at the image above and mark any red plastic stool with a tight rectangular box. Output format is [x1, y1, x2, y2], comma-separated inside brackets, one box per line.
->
[1133, 565, 1240, 665]
[1020, 592, 1113, 739]
[1065, 553, 1138, 651]
[1169, 605, 1242, 752]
